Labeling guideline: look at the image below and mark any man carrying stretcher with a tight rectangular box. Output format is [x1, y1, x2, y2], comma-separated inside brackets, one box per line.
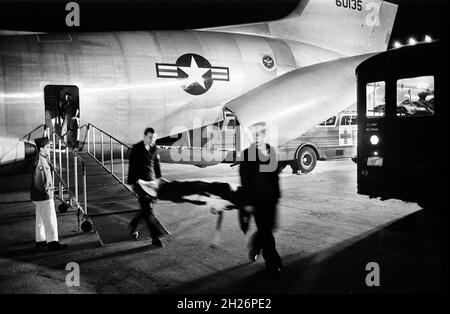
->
[136, 122, 282, 273]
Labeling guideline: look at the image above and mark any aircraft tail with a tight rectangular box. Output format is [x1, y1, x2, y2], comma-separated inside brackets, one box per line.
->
[202, 0, 398, 56]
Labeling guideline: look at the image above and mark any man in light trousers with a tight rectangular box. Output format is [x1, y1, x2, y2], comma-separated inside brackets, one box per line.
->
[30, 137, 68, 251]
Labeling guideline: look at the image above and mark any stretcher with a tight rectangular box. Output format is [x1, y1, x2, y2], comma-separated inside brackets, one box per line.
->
[138, 178, 251, 246]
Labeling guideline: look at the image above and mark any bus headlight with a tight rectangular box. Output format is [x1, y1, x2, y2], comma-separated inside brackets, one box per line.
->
[370, 135, 379, 145]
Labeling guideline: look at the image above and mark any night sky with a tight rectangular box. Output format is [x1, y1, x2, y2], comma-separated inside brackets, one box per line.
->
[0, 0, 448, 45]
[389, 0, 448, 45]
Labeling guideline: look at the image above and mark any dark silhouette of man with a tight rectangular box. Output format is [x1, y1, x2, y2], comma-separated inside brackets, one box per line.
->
[127, 127, 164, 247]
[239, 122, 282, 273]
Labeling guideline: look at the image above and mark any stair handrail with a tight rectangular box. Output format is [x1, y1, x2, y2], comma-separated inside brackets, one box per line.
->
[77, 123, 90, 151]
[86, 123, 132, 190]
[46, 128, 88, 219]
[21, 124, 47, 142]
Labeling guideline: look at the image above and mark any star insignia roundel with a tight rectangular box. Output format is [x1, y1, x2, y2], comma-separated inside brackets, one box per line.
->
[156, 53, 230, 95]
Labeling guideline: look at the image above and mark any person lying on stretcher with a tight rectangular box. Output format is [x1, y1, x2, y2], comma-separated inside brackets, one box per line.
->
[137, 178, 252, 237]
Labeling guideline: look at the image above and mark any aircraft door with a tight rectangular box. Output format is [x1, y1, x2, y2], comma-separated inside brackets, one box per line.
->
[44, 85, 80, 149]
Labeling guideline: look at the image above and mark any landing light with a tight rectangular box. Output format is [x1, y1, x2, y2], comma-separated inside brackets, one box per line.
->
[393, 41, 402, 48]
[393, 35, 433, 49]
[370, 135, 379, 145]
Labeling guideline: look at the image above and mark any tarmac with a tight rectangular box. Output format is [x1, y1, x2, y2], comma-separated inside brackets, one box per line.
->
[0, 159, 447, 293]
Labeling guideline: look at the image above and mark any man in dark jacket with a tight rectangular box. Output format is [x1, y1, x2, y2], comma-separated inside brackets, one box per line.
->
[127, 127, 164, 247]
[31, 137, 68, 251]
[239, 122, 282, 273]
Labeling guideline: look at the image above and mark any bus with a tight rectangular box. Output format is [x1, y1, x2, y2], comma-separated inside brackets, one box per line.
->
[356, 41, 448, 208]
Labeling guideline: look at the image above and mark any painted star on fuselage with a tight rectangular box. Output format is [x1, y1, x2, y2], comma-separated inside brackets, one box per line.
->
[178, 56, 210, 90]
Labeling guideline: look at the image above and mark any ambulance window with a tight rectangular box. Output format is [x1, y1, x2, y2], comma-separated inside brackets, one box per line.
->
[396, 76, 434, 117]
[226, 119, 235, 127]
[366, 81, 385, 117]
[340, 115, 357, 126]
[318, 115, 337, 127]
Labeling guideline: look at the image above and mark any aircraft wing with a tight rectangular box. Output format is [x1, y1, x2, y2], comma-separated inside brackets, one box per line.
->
[152, 100, 225, 140]
[224, 53, 373, 150]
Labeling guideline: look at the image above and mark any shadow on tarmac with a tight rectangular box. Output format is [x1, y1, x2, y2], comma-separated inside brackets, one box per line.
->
[164, 208, 448, 294]
[0, 208, 447, 293]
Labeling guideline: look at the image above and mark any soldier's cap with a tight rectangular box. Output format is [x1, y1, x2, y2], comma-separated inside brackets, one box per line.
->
[34, 137, 51, 150]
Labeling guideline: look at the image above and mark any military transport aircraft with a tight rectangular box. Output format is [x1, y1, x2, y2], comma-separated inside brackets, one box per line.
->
[0, 0, 397, 170]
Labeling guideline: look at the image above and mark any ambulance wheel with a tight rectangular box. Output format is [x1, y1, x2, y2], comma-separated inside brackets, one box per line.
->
[81, 220, 93, 233]
[293, 146, 317, 173]
[58, 202, 70, 213]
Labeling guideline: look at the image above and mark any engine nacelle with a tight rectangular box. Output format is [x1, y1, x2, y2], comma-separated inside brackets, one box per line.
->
[0, 136, 37, 166]
[225, 53, 374, 149]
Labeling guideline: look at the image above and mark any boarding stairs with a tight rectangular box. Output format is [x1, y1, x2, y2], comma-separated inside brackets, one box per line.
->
[24, 124, 170, 246]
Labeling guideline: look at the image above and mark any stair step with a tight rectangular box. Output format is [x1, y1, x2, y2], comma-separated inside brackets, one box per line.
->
[78, 148, 170, 246]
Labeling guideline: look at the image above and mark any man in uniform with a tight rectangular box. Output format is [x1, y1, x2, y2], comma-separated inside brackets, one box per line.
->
[31, 137, 68, 251]
[127, 127, 164, 247]
[239, 122, 282, 273]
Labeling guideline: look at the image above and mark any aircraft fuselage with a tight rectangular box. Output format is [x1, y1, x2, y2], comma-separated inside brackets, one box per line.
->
[0, 30, 341, 143]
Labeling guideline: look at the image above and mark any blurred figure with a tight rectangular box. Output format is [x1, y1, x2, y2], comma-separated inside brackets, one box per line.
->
[60, 92, 79, 147]
[30, 137, 68, 251]
[127, 127, 164, 247]
[417, 90, 434, 112]
[239, 122, 282, 273]
[44, 97, 59, 133]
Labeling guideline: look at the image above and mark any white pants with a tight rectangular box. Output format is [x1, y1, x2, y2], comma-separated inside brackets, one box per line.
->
[34, 199, 59, 242]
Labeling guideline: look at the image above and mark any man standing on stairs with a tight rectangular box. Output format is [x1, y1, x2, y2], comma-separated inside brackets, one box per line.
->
[127, 127, 164, 247]
[30, 137, 68, 251]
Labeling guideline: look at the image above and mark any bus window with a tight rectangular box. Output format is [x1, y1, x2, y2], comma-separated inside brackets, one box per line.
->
[366, 81, 385, 117]
[318, 115, 337, 127]
[340, 115, 357, 126]
[396, 76, 434, 117]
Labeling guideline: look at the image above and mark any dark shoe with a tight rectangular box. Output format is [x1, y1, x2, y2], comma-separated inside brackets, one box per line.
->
[128, 222, 139, 239]
[266, 265, 282, 274]
[36, 241, 47, 248]
[248, 251, 259, 262]
[130, 230, 140, 240]
[265, 261, 282, 274]
[47, 241, 68, 251]
[152, 238, 164, 248]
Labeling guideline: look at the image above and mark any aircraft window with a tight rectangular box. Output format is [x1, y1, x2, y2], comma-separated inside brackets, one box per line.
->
[340, 115, 357, 126]
[366, 81, 385, 118]
[396, 76, 434, 117]
[318, 115, 337, 127]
